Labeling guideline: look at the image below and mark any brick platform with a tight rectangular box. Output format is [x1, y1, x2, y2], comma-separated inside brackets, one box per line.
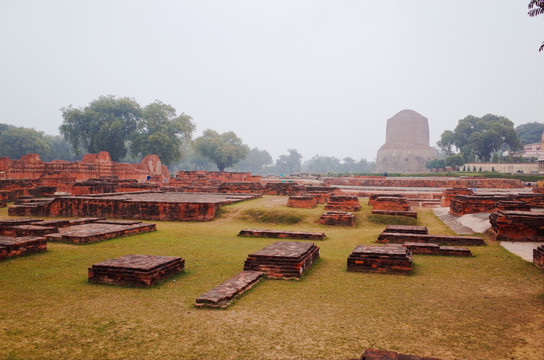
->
[218, 181, 264, 194]
[305, 191, 331, 204]
[0, 236, 47, 260]
[287, 195, 317, 208]
[401, 242, 473, 256]
[383, 225, 428, 234]
[494, 201, 531, 212]
[347, 244, 412, 274]
[377, 232, 485, 246]
[0, 224, 58, 237]
[323, 176, 523, 189]
[372, 196, 411, 211]
[194, 270, 265, 308]
[371, 210, 418, 218]
[360, 348, 442, 360]
[489, 210, 544, 242]
[534, 245, 544, 269]
[441, 187, 474, 207]
[45, 221, 156, 244]
[238, 229, 326, 240]
[319, 211, 355, 226]
[449, 194, 514, 216]
[243, 241, 320, 279]
[324, 195, 361, 212]
[88, 254, 184, 287]
[9, 192, 259, 221]
[263, 182, 305, 196]
[517, 193, 544, 208]
[368, 193, 404, 206]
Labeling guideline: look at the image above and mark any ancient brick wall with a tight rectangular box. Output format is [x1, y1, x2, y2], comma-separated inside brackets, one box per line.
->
[323, 176, 523, 189]
[441, 187, 474, 207]
[534, 245, 544, 269]
[319, 211, 355, 226]
[449, 194, 514, 216]
[287, 195, 317, 208]
[489, 210, 544, 242]
[324, 195, 361, 211]
[372, 196, 411, 211]
[218, 182, 264, 194]
[263, 182, 306, 196]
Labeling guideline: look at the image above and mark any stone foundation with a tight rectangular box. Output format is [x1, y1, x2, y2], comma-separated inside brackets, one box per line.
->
[243, 241, 320, 279]
[88, 254, 184, 287]
[347, 244, 412, 274]
[489, 210, 544, 242]
[324, 195, 361, 212]
[237, 229, 326, 240]
[194, 270, 265, 308]
[377, 232, 485, 246]
[534, 245, 544, 269]
[0, 236, 47, 260]
[319, 211, 355, 226]
[287, 195, 317, 208]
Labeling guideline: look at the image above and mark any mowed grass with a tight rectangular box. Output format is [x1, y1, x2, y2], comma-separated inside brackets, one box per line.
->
[0, 196, 543, 360]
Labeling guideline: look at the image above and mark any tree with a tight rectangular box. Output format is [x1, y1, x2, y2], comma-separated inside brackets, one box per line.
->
[302, 155, 341, 173]
[130, 101, 195, 166]
[193, 130, 249, 171]
[42, 135, 80, 162]
[274, 149, 302, 175]
[230, 147, 273, 174]
[528, 0, 544, 51]
[60, 95, 142, 161]
[516, 122, 544, 145]
[426, 158, 445, 171]
[0, 125, 50, 159]
[437, 114, 522, 162]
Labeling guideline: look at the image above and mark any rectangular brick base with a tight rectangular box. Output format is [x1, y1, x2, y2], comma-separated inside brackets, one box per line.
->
[194, 270, 265, 308]
[377, 232, 485, 246]
[0, 236, 47, 260]
[347, 245, 412, 274]
[45, 221, 156, 244]
[238, 229, 326, 240]
[88, 254, 184, 287]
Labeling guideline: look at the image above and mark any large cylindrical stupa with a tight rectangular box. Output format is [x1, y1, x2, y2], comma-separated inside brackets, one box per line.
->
[376, 109, 438, 173]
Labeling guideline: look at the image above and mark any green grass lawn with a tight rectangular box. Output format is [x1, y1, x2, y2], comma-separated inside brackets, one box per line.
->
[0, 196, 542, 360]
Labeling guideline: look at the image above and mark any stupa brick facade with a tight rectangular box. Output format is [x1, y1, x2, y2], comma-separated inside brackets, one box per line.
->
[376, 110, 439, 173]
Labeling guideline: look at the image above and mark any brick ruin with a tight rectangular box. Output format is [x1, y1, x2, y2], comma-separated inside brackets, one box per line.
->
[88, 254, 185, 287]
[359, 348, 442, 360]
[323, 176, 523, 189]
[347, 244, 413, 274]
[371, 195, 417, 218]
[534, 245, 544, 269]
[237, 229, 326, 240]
[9, 192, 260, 221]
[449, 193, 544, 216]
[377, 226, 485, 246]
[440, 187, 474, 207]
[0, 236, 47, 260]
[319, 211, 355, 226]
[287, 195, 317, 208]
[489, 210, 544, 242]
[402, 242, 472, 257]
[494, 201, 531, 212]
[324, 195, 361, 212]
[243, 241, 320, 279]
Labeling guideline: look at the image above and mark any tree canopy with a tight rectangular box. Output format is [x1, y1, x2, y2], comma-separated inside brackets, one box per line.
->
[515, 122, 544, 145]
[437, 114, 521, 162]
[528, 0, 544, 51]
[60, 95, 141, 161]
[230, 147, 273, 174]
[130, 101, 195, 166]
[193, 130, 249, 171]
[274, 149, 303, 175]
[0, 125, 50, 159]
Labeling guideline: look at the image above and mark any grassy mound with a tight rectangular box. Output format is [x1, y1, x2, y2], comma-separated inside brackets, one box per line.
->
[367, 214, 418, 225]
[239, 209, 304, 224]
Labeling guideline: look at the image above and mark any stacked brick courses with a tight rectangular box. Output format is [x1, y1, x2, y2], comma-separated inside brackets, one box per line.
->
[238, 229, 326, 240]
[218, 181, 264, 194]
[494, 201, 531, 212]
[360, 348, 442, 360]
[324, 195, 361, 211]
[71, 177, 160, 195]
[0, 236, 47, 260]
[323, 176, 523, 189]
[319, 211, 355, 226]
[533, 245, 544, 269]
[368, 194, 404, 206]
[383, 225, 428, 234]
[347, 245, 412, 274]
[372, 196, 411, 211]
[243, 241, 320, 279]
[88, 254, 184, 287]
[401, 242, 472, 256]
[377, 232, 485, 246]
[194, 270, 265, 308]
[516, 193, 544, 208]
[441, 187, 474, 207]
[263, 182, 305, 196]
[449, 194, 514, 216]
[45, 221, 156, 244]
[305, 191, 330, 204]
[489, 210, 544, 242]
[287, 195, 317, 208]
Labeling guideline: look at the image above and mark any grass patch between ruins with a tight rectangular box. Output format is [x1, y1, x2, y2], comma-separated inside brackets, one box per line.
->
[0, 196, 543, 360]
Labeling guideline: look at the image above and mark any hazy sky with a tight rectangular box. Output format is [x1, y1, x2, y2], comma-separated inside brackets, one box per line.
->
[1, 1, 543, 162]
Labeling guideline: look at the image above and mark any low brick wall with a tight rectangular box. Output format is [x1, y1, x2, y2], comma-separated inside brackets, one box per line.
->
[489, 210, 544, 242]
[319, 211, 355, 226]
[441, 187, 474, 207]
[383, 225, 428, 234]
[368, 194, 404, 206]
[263, 182, 306, 196]
[0, 236, 47, 260]
[360, 348, 443, 360]
[372, 196, 411, 211]
[324, 195, 361, 212]
[371, 210, 417, 218]
[88, 254, 184, 287]
[534, 245, 544, 269]
[449, 194, 514, 216]
[377, 232, 485, 246]
[402, 242, 473, 256]
[516, 193, 544, 208]
[238, 229, 326, 240]
[323, 176, 523, 189]
[494, 201, 531, 212]
[218, 181, 264, 194]
[347, 245, 412, 274]
[287, 195, 317, 208]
